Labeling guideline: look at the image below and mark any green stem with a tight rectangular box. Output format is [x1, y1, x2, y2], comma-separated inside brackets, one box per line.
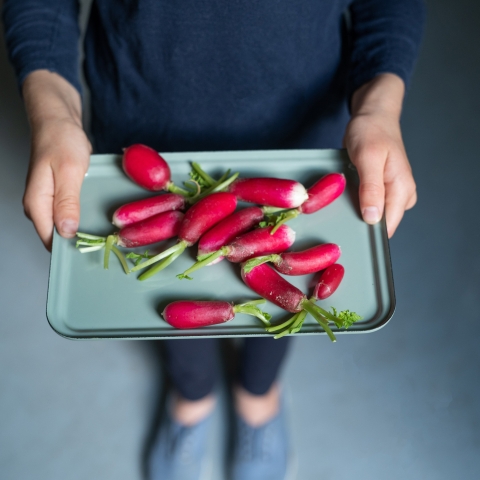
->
[270, 209, 300, 235]
[311, 304, 343, 328]
[76, 240, 105, 246]
[209, 171, 239, 193]
[103, 235, 116, 269]
[111, 245, 130, 274]
[289, 310, 308, 333]
[243, 254, 281, 274]
[138, 246, 186, 281]
[193, 172, 239, 203]
[130, 241, 187, 272]
[301, 300, 336, 342]
[273, 329, 289, 339]
[261, 206, 288, 214]
[266, 313, 299, 333]
[177, 247, 229, 280]
[233, 301, 271, 326]
[186, 170, 232, 204]
[182, 180, 201, 197]
[237, 299, 266, 307]
[76, 232, 106, 240]
[166, 181, 191, 197]
[191, 162, 216, 186]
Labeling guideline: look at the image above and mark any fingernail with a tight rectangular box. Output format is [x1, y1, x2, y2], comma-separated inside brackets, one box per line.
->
[60, 219, 78, 236]
[362, 207, 380, 224]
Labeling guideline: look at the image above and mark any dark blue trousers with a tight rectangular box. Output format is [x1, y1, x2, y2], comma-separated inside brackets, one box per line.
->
[163, 337, 291, 400]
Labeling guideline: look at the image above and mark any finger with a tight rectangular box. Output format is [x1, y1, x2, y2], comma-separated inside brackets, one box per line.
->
[349, 144, 386, 225]
[53, 160, 87, 238]
[23, 162, 55, 250]
[384, 179, 413, 238]
[405, 190, 417, 210]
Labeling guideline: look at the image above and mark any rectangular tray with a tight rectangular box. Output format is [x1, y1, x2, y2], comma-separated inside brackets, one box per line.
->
[47, 149, 395, 340]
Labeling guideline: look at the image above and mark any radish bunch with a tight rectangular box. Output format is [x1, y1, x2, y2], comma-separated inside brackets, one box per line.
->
[264, 263, 356, 339]
[129, 192, 238, 280]
[241, 263, 360, 341]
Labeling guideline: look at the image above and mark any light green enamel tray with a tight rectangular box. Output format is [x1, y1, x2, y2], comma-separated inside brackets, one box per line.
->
[47, 149, 395, 340]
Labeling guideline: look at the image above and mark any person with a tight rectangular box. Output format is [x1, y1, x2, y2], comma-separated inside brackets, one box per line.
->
[3, 1, 425, 479]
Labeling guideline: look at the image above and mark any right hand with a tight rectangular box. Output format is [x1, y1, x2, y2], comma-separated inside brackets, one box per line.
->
[22, 71, 91, 250]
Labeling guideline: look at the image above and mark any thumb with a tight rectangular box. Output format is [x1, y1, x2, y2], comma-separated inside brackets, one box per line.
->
[53, 161, 86, 238]
[349, 146, 386, 225]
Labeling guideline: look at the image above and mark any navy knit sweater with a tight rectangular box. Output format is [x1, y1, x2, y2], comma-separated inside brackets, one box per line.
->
[3, 0, 425, 153]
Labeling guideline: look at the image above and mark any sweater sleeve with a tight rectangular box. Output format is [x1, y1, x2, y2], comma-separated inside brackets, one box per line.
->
[348, 0, 426, 96]
[2, 0, 82, 94]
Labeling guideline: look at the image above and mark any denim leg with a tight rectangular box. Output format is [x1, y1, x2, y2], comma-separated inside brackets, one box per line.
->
[237, 336, 292, 395]
[163, 338, 219, 400]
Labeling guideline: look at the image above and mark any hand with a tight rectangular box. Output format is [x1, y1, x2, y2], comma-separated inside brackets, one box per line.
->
[22, 71, 91, 250]
[343, 74, 417, 238]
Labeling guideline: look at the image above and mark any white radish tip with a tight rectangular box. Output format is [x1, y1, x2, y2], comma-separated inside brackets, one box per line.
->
[290, 183, 309, 206]
[286, 227, 296, 244]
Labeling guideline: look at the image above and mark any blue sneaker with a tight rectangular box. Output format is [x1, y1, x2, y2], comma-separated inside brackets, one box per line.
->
[230, 400, 292, 480]
[148, 409, 213, 480]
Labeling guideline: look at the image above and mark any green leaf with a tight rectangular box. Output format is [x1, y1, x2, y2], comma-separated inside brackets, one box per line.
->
[176, 274, 193, 280]
[126, 250, 152, 266]
[332, 308, 363, 329]
[258, 214, 281, 228]
[189, 170, 211, 188]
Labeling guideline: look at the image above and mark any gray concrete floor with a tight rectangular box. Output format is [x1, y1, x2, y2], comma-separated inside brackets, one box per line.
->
[1, 0, 480, 479]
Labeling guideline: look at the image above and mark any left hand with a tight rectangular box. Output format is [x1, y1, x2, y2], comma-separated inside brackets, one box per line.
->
[343, 73, 417, 238]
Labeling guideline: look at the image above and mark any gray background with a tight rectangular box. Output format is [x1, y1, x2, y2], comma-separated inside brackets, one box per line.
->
[1, 0, 479, 479]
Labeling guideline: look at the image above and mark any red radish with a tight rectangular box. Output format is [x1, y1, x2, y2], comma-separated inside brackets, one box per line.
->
[162, 299, 271, 329]
[178, 192, 237, 245]
[313, 264, 345, 300]
[123, 144, 172, 191]
[112, 193, 186, 228]
[299, 173, 346, 214]
[310, 264, 360, 329]
[197, 207, 265, 264]
[228, 177, 308, 209]
[130, 192, 237, 279]
[241, 263, 305, 313]
[269, 172, 346, 234]
[178, 225, 296, 280]
[122, 144, 195, 196]
[220, 225, 295, 263]
[116, 210, 184, 247]
[243, 243, 341, 276]
[240, 263, 336, 341]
